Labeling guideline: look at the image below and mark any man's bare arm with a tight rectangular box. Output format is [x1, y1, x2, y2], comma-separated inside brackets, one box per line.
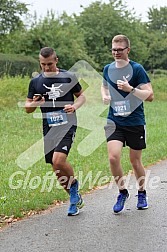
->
[25, 96, 45, 113]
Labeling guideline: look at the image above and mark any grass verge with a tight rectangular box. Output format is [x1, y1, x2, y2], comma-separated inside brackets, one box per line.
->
[0, 75, 167, 227]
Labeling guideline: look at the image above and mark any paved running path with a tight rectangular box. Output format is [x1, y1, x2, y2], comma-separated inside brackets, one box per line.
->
[0, 160, 167, 252]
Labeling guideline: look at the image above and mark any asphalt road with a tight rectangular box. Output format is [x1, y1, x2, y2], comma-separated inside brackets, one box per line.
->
[0, 159, 167, 252]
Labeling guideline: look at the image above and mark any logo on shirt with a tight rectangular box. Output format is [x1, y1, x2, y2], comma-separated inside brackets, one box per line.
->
[43, 83, 64, 107]
[125, 74, 130, 79]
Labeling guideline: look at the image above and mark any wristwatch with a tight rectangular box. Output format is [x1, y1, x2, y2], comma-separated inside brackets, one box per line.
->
[131, 87, 136, 93]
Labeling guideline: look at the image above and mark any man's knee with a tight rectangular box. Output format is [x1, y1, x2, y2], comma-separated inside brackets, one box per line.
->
[109, 154, 120, 165]
[130, 158, 142, 171]
[52, 152, 66, 169]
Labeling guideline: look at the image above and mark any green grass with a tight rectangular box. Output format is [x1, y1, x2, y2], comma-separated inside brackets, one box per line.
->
[0, 75, 167, 223]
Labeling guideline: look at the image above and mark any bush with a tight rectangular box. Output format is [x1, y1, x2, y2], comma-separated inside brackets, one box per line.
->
[0, 53, 39, 77]
[148, 69, 167, 77]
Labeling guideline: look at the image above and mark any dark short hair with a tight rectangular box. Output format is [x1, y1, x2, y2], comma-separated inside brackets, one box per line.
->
[39, 47, 57, 58]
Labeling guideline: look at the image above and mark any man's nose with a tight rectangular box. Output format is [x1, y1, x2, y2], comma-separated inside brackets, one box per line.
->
[45, 65, 50, 71]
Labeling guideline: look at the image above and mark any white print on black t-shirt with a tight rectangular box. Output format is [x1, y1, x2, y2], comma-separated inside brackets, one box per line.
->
[43, 83, 64, 107]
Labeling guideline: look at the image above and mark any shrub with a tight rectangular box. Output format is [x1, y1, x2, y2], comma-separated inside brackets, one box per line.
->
[0, 53, 39, 77]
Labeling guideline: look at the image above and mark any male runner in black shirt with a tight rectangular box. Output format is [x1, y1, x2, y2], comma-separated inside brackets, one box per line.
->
[25, 47, 85, 216]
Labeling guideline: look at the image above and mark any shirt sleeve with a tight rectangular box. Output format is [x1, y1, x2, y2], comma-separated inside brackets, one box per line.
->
[70, 73, 82, 93]
[136, 65, 150, 86]
[102, 65, 109, 87]
[27, 79, 36, 99]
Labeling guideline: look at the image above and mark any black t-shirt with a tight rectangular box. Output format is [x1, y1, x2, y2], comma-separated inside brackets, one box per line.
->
[27, 69, 82, 135]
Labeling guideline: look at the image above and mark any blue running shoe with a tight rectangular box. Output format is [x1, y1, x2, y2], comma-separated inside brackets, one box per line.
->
[68, 195, 84, 216]
[113, 192, 129, 213]
[137, 192, 148, 210]
[69, 180, 80, 204]
[68, 204, 79, 216]
[77, 194, 84, 209]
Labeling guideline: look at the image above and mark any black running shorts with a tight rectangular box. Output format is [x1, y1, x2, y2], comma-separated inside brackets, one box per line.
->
[104, 123, 146, 150]
[44, 125, 77, 164]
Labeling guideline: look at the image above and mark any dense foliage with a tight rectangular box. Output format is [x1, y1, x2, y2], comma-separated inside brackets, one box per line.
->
[0, 53, 39, 77]
[0, 0, 28, 34]
[0, 0, 167, 72]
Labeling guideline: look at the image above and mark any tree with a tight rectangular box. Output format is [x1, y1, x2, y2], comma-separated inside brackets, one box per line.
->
[147, 6, 167, 33]
[76, 0, 149, 70]
[145, 7, 167, 70]
[144, 31, 167, 70]
[2, 11, 94, 70]
[2, 0, 166, 71]
[0, 0, 28, 35]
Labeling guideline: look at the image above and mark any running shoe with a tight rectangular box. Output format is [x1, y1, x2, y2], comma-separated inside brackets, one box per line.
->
[77, 194, 84, 209]
[68, 204, 79, 216]
[137, 192, 148, 210]
[68, 194, 84, 216]
[69, 180, 80, 204]
[113, 192, 129, 213]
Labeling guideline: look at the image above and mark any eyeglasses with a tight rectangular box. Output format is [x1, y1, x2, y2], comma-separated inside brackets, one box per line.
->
[110, 47, 128, 53]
